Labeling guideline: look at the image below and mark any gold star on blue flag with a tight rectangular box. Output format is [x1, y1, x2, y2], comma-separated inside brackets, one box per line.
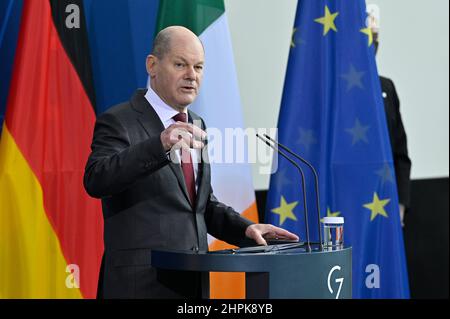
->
[360, 27, 373, 46]
[314, 5, 339, 35]
[363, 192, 390, 221]
[271, 196, 298, 226]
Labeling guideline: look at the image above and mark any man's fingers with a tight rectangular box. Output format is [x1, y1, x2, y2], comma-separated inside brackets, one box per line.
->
[174, 122, 206, 140]
[175, 132, 204, 149]
[272, 228, 299, 241]
[260, 225, 299, 241]
[191, 123, 207, 141]
[253, 232, 268, 246]
[169, 128, 193, 148]
[245, 224, 299, 246]
[169, 125, 205, 149]
[192, 140, 204, 149]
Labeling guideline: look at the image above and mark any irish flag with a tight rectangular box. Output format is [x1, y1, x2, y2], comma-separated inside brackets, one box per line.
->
[155, 0, 259, 299]
[0, 0, 103, 298]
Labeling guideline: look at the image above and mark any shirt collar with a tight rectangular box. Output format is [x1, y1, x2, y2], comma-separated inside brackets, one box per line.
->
[144, 86, 188, 124]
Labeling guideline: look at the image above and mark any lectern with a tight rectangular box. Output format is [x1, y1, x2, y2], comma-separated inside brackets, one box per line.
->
[152, 244, 352, 299]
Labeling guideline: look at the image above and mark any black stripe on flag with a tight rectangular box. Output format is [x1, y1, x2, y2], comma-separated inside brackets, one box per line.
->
[49, 0, 96, 112]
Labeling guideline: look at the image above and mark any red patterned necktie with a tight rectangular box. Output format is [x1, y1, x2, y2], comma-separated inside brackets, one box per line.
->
[172, 112, 196, 206]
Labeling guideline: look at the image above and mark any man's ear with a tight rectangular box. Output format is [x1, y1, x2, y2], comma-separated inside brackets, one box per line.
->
[146, 55, 158, 78]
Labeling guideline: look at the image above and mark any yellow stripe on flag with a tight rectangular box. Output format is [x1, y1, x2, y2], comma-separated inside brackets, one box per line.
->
[209, 202, 259, 299]
[0, 126, 82, 298]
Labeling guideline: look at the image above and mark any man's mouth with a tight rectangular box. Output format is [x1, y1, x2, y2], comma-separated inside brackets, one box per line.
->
[181, 86, 196, 92]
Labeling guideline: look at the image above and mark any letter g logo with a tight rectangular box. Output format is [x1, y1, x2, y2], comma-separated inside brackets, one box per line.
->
[327, 265, 344, 299]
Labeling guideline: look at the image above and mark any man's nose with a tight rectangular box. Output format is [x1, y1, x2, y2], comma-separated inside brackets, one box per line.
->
[184, 66, 196, 80]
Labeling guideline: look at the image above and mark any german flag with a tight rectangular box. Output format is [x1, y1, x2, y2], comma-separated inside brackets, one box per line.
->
[0, 0, 103, 298]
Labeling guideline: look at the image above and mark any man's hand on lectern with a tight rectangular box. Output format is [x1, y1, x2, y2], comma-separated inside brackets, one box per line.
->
[245, 224, 299, 246]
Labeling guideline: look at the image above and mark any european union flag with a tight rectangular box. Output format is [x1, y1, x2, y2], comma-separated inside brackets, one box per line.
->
[265, 0, 410, 298]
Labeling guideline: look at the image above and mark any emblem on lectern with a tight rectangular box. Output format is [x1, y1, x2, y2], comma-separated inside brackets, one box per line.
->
[327, 265, 344, 299]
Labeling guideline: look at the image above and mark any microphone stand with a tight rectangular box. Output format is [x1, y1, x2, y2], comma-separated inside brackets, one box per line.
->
[263, 134, 323, 250]
[257, 134, 311, 252]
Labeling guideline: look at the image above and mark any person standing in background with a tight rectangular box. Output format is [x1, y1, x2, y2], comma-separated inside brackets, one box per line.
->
[369, 9, 412, 226]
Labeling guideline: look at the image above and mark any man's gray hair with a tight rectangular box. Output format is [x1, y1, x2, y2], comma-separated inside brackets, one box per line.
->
[151, 26, 205, 59]
[152, 29, 172, 59]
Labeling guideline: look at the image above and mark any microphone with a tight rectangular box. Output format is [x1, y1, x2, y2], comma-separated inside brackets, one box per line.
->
[256, 134, 312, 252]
[263, 134, 323, 250]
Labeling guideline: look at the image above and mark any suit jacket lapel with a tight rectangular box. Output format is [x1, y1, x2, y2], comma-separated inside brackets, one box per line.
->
[168, 162, 192, 207]
[188, 112, 209, 212]
[131, 89, 192, 206]
[194, 155, 208, 212]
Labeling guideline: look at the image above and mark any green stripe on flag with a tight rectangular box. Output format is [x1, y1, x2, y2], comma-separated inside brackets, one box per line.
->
[156, 0, 225, 35]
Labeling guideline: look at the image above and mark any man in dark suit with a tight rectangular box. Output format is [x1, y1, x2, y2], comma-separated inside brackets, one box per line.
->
[372, 22, 412, 227]
[84, 26, 298, 299]
[379, 76, 412, 223]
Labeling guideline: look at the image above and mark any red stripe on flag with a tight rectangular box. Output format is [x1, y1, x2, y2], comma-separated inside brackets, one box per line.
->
[5, 0, 103, 298]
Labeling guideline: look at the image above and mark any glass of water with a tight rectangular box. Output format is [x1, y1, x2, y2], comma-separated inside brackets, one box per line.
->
[322, 217, 344, 250]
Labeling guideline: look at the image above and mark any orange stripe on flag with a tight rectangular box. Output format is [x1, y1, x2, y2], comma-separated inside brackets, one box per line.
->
[209, 201, 259, 299]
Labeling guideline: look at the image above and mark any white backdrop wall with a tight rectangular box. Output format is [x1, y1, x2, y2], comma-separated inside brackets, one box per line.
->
[224, 0, 449, 190]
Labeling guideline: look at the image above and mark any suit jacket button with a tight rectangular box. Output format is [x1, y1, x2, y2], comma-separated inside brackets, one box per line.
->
[192, 246, 199, 252]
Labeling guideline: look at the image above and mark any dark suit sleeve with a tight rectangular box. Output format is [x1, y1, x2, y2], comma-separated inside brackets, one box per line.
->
[205, 192, 254, 247]
[383, 78, 412, 208]
[84, 111, 169, 198]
